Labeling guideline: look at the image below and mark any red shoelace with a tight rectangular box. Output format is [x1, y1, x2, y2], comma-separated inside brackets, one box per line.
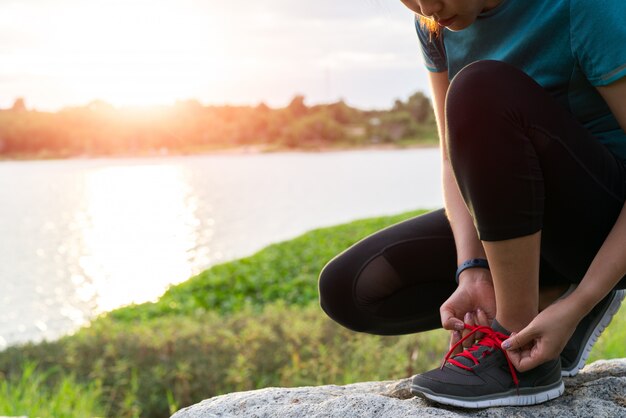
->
[441, 324, 519, 388]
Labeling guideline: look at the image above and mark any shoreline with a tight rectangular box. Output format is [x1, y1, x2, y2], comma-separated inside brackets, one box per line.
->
[0, 141, 439, 163]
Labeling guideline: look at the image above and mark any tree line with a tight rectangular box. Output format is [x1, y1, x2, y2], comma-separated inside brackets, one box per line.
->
[0, 92, 436, 158]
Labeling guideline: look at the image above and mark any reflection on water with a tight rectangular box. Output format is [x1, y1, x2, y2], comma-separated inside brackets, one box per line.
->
[0, 161, 211, 348]
[0, 149, 442, 348]
[76, 165, 202, 313]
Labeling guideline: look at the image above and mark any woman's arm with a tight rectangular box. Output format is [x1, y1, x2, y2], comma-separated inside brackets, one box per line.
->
[569, 77, 626, 313]
[503, 77, 626, 371]
[429, 71, 487, 268]
[428, 71, 496, 343]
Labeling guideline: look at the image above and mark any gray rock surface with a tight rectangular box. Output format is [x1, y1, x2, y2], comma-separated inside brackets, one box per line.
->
[172, 359, 626, 417]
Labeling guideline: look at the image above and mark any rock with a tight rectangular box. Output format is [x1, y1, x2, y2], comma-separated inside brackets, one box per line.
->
[171, 359, 626, 417]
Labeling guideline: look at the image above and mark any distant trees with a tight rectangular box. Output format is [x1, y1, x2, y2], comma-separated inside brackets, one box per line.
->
[406, 92, 433, 124]
[11, 98, 26, 112]
[281, 111, 345, 148]
[366, 92, 436, 144]
[0, 92, 436, 158]
[287, 95, 308, 118]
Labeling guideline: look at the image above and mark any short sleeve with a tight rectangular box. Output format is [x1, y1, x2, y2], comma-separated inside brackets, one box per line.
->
[571, 0, 626, 86]
[414, 17, 448, 73]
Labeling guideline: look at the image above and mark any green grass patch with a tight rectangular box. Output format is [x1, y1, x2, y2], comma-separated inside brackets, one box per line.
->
[0, 362, 104, 417]
[589, 304, 626, 363]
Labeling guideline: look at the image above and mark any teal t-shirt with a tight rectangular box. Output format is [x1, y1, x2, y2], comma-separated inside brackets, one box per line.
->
[415, 0, 626, 162]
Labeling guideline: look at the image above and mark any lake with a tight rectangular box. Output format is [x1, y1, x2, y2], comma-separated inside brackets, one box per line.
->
[0, 148, 442, 347]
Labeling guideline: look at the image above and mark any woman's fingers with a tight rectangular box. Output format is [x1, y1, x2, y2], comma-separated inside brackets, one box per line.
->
[507, 344, 541, 372]
[462, 311, 476, 348]
[502, 328, 536, 352]
[476, 308, 490, 326]
[446, 309, 495, 354]
[502, 330, 551, 372]
[440, 306, 465, 331]
[474, 308, 490, 340]
[449, 330, 463, 356]
[450, 309, 491, 350]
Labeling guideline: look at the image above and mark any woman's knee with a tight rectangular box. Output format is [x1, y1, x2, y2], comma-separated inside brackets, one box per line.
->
[445, 61, 537, 177]
[319, 210, 456, 333]
[447, 60, 527, 107]
[317, 256, 343, 317]
[318, 246, 408, 332]
[318, 254, 369, 332]
[445, 60, 529, 143]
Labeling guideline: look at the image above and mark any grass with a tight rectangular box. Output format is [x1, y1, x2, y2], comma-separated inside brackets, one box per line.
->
[0, 303, 449, 417]
[0, 362, 104, 417]
[589, 304, 626, 363]
[0, 208, 624, 417]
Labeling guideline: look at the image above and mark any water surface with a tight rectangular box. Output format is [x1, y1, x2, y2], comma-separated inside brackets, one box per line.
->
[0, 149, 443, 347]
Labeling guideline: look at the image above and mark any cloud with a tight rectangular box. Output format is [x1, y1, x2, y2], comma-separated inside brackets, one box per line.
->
[0, 0, 429, 110]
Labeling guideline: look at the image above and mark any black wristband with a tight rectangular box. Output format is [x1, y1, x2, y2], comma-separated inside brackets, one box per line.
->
[455, 258, 489, 284]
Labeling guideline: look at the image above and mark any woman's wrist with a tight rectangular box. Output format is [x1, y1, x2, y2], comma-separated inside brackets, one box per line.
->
[555, 287, 599, 325]
[457, 265, 492, 286]
[455, 258, 489, 284]
[567, 285, 607, 319]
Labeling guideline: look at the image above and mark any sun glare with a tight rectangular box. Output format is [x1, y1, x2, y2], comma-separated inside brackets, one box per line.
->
[77, 163, 200, 313]
[37, 1, 230, 107]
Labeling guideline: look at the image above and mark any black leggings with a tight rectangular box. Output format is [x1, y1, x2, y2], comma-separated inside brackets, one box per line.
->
[318, 61, 626, 336]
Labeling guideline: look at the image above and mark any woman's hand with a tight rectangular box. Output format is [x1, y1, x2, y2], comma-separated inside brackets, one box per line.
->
[501, 297, 584, 372]
[440, 268, 496, 354]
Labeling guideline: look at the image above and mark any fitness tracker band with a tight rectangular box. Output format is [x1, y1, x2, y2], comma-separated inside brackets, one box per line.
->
[455, 258, 489, 284]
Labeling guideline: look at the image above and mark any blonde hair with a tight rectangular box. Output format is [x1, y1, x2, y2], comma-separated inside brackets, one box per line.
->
[417, 15, 442, 37]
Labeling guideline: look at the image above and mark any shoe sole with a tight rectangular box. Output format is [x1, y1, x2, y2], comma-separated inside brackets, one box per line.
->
[561, 289, 626, 377]
[411, 380, 564, 408]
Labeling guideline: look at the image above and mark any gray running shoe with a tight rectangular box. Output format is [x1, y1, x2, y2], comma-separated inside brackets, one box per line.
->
[411, 321, 564, 408]
[560, 289, 625, 377]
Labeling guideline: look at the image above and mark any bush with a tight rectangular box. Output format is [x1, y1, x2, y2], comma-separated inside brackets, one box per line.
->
[0, 362, 104, 417]
[280, 110, 346, 148]
[0, 303, 448, 417]
[589, 303, 626, 363]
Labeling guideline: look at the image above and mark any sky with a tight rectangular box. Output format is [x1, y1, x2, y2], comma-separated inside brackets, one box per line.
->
[0, 0, 430, 111]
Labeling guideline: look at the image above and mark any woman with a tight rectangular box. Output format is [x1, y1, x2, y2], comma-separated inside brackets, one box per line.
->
[318, 0, 626, 408]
